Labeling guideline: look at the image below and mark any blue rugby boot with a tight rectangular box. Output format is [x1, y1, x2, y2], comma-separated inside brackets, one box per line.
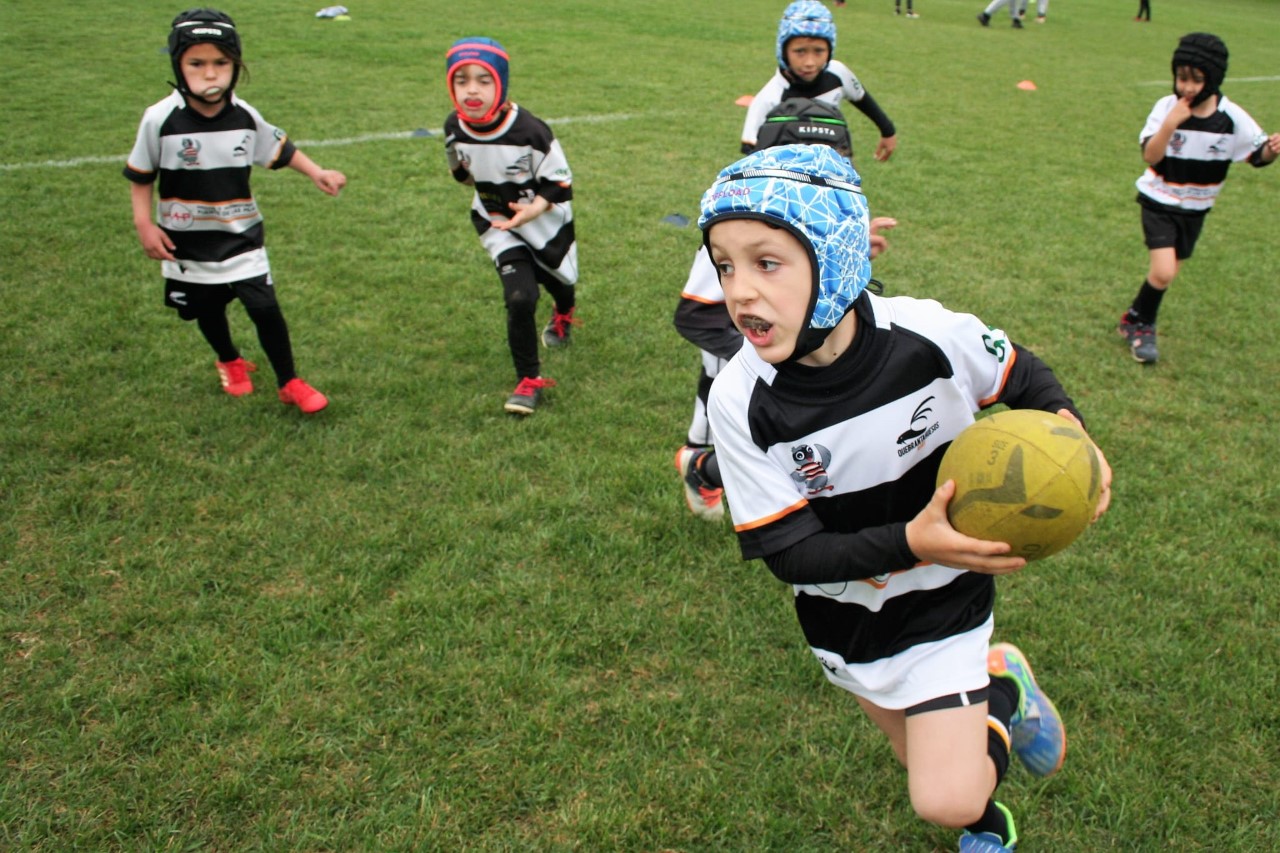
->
[989, 642, 1066, 777]
[960, 832, 1015, 853]
[959, 801, 1018, 852]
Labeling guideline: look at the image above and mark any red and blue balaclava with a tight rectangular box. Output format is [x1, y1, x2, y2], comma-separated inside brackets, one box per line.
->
[168, 8, 242, 100]
[776, 0, 836, 75]
[698, 144, 872, 363]
[446, 37, 510, 126]
[1171, 32, 1227, 108]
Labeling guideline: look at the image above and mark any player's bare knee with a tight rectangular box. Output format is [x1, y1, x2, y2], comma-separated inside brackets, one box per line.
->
[909, 786, 988, 829]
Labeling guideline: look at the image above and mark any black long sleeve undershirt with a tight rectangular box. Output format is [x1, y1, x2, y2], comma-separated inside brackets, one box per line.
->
[761, 343, 1083, 586]
[849, 90, 896, 140]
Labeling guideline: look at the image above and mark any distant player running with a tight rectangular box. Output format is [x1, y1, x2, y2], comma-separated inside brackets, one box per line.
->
[1117, 33, 1279, 364]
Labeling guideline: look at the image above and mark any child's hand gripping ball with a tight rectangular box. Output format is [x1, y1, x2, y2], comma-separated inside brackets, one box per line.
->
[936, 409, 1103, 562]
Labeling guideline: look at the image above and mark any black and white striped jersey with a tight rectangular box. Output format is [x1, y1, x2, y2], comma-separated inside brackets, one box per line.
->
[741, 60, 867, 149]
[444, 105, 577, 285]
[708, 292, 1024, 665]
[124, 91, 296, 284]
[1137, 94, 1269, 213]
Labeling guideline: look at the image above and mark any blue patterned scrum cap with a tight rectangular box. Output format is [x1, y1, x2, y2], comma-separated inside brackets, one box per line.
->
[698, 144, 871, 340]
[776, 0, 836, 72]
[446, 37, 510, 125]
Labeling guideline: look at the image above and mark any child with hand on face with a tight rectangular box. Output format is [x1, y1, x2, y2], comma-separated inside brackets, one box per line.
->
[1117, 33, 1279, 364]
[125, 8, 345, 413]
[741, 1, 897, 162]
[698, 143, 1111, 853]
[443, 37, 580, 416]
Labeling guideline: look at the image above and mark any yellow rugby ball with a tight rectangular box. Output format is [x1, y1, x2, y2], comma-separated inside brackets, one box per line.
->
[936, 409, 1102, 561]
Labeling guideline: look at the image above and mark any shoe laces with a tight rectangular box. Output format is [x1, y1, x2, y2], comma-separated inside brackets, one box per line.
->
[548, 307, 581, 337]
[514, 376, 556, 396]
[283, 377, 318, 399]
[219, 358, 255, 384]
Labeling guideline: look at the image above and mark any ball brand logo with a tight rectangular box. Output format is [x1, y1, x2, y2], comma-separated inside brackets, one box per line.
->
[948, 445, 1062, 520]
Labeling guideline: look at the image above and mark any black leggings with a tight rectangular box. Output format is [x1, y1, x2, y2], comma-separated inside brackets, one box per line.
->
[196, 304, 296, 387]
[496, 249, 574, 380]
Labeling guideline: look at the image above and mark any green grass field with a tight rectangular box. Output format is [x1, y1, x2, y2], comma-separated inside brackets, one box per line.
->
[3, 0, 1278, 848]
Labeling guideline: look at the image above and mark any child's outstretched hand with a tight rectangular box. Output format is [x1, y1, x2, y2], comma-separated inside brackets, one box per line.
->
[869, 216, 898, 259]
[136, 221, 176, 262]
[905, 479, 1028, 576]
[312, 169, 347, 197]
[874, 134, 897, 162]
[1261, 132, 1280, 163]
[491, 196, 550, 231]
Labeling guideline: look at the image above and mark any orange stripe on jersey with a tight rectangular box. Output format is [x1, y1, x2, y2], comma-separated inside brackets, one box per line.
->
[164, 196, 255, 207]
[733, 498, 809, 533]
[679, 293, 726, 305]
[456, 105, 519, 140]
[978, 345, 1017, 408]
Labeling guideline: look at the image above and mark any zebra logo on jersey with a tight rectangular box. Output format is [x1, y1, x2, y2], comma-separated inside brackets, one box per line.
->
[790, 442, 835, 494]
[179, 137, 201, 167]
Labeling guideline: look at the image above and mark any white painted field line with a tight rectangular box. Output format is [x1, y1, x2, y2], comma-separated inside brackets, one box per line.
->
[1137, 75, 1280, 86]
[0, 112, 638, 172]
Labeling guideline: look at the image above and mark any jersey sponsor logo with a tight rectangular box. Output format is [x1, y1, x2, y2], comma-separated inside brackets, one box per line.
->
[815, 651, 842, 674]
[179, 137, 201, 167]
[233, 134, 250, 158]
[505, 153, 532, 179]
[790, 442, 835, 494]
[164, 202, 194, 230]
[983, 328, 1008, 362]
[897, 395, 940, 457]
[1207, 135, 1230, 156]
